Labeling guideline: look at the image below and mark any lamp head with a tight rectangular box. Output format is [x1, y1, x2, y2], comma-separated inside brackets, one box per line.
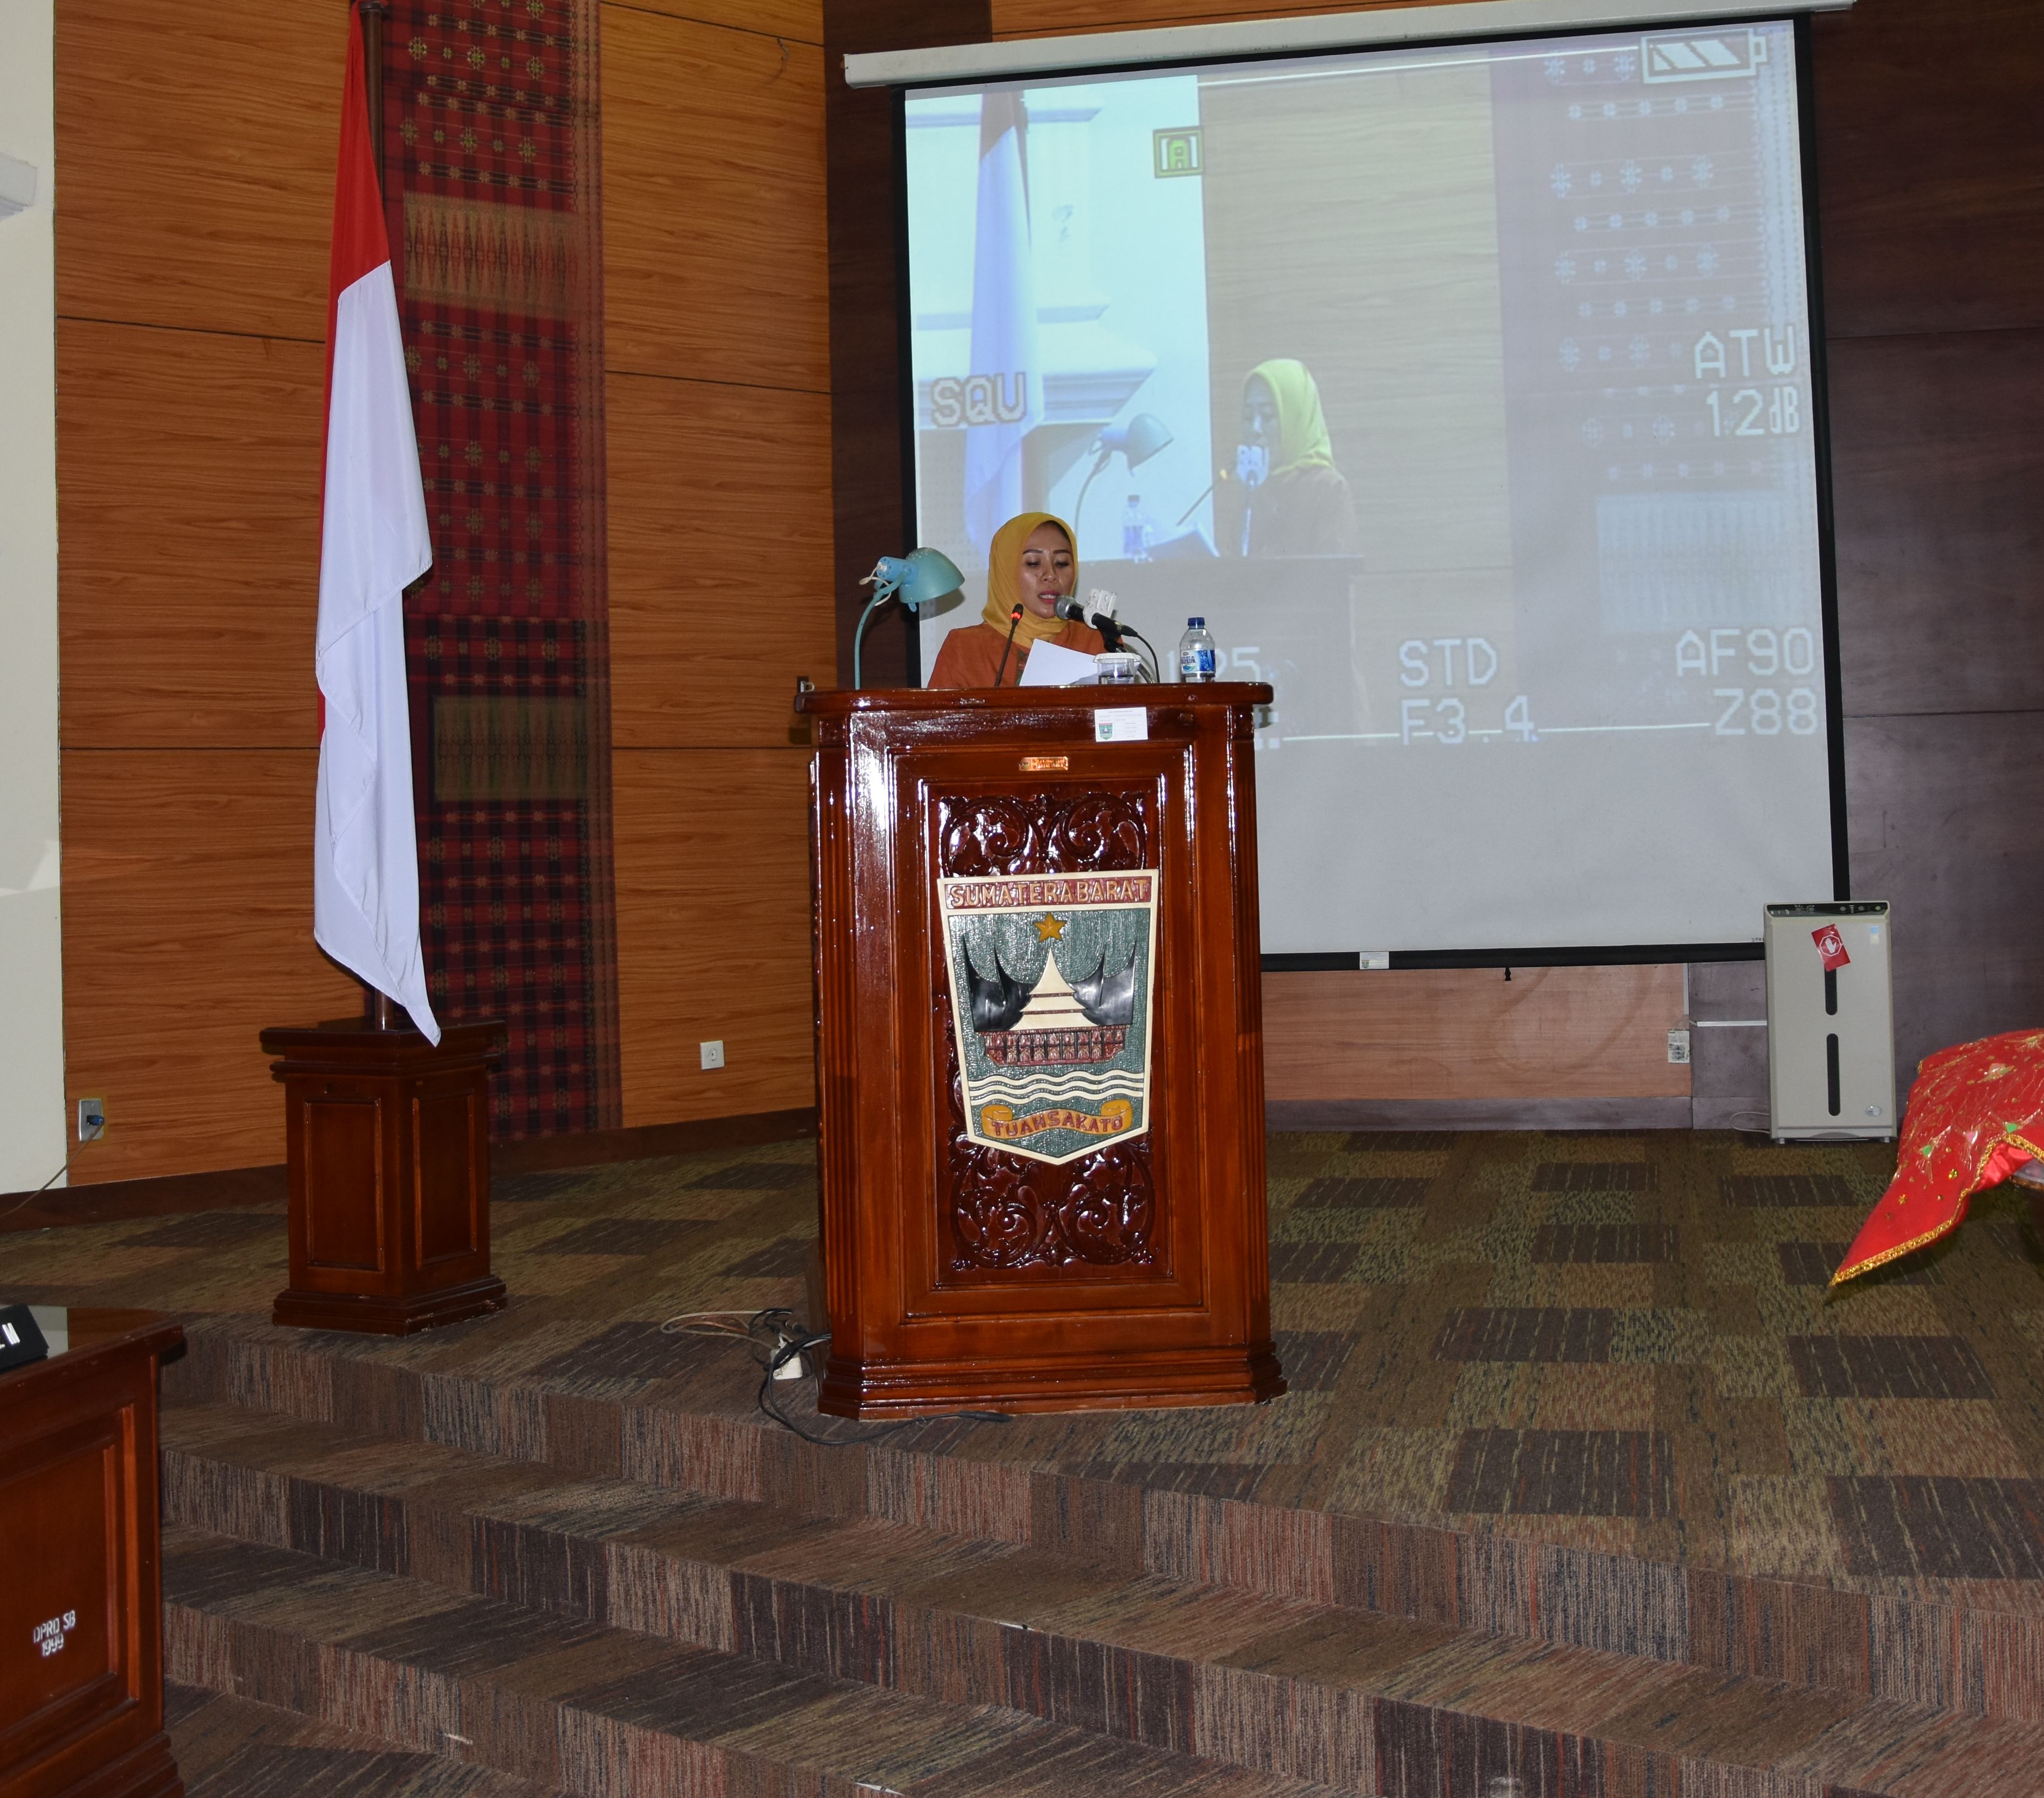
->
[1096, 412, 1173, 470]
[864, 546, 964, 611]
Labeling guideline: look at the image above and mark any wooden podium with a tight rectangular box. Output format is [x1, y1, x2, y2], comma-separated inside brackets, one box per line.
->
[796, 683, 1284, 1416]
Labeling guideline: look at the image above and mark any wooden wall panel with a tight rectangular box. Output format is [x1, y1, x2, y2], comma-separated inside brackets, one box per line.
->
[603, 3, 837, 1136]
[54, 0, 336, 342]
[607, 371, 836, 747]
[57, 321, 323, 749]
[58, 750, 358, 1184]
[616, 0, 823, 42]
[1811, 0, 2044, 341]
[1845, 711, 2044, 1089]
[824, 0, 990, 686]
[1829, 328, 2044, 718]
[47, 0, 847, 1179]
[601, 7, 829, 390]
[1815, 0, 2044, 1093]
[611, 748, 817, 1125]
[1264, 965, 1690, 1103]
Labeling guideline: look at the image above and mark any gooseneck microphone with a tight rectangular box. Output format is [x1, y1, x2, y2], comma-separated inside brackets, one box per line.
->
[991, 602, 1026, 686]
[1053, 593, 1124, 652]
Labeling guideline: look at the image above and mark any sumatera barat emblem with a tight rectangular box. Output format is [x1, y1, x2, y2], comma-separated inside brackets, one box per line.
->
[939, 871, 1158, 1166]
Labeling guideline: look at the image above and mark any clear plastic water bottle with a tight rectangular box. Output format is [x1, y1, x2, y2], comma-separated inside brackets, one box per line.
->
[1121, 493, 1152, 561]
[1177, 616, 1218, 682]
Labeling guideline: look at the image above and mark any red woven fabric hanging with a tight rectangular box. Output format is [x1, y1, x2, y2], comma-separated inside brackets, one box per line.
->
[383, 0, 620, 1139]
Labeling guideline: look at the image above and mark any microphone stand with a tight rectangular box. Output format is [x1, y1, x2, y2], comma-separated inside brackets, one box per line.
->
[1118, 625, 1161, 682]
[1057, 595, 1156, 679]
[991, 603, 1026, 686]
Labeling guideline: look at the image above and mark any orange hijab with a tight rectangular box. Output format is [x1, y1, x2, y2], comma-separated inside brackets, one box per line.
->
[979, 512, 1078, 648]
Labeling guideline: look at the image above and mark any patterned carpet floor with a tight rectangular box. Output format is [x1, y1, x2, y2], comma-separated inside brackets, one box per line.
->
[12, 1126, 2044, 1774]
[164, 1681, 560, 1798]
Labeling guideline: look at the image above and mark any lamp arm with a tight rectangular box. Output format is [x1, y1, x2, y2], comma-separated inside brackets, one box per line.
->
[1071, 447, 1112, 548]
[851, 587, 895, 689]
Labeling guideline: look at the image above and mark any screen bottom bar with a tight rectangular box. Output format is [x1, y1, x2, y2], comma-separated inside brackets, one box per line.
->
[1262, 942, 1765, 973]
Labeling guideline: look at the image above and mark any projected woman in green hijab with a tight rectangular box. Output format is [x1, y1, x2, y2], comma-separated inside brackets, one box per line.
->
[1215, 358, 1359, 558]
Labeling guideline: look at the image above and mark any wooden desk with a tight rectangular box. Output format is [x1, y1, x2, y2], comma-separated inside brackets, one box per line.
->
[0, 1307, 184, 1798]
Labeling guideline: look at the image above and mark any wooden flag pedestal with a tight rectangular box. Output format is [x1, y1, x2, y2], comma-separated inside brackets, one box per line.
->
[261, 1020, 507, 1335]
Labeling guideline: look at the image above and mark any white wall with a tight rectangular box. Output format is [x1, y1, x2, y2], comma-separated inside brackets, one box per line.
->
[0, 0, 67, 1195]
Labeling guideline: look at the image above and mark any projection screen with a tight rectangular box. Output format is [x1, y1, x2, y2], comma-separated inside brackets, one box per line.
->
[902, 18, 1841, 958]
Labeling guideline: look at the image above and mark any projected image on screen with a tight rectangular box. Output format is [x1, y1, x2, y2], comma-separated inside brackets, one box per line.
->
[904, 22, 1833, 957]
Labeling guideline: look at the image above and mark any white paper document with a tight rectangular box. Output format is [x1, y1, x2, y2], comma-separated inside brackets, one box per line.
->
[1017, 640, 1099, 687]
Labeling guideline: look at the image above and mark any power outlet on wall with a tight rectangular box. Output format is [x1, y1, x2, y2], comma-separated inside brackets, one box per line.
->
[77, 1098, 106, 1141]
[700, 1040, 725, 1071]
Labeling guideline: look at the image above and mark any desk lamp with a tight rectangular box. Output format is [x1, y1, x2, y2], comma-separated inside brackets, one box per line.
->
[1073, 412, 1173, 543]
[854, 546, 965, 688]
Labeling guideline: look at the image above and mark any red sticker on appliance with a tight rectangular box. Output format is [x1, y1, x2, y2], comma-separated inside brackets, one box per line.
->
[1812, 925, 1850, 971]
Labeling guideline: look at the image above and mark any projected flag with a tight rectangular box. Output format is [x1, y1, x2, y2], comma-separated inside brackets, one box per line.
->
[313, 2, 439, 1042]
[963, 90, 1041, 556]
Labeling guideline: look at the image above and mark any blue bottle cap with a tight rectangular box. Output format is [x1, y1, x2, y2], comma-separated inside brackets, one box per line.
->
[1187, 616, 1204, 628]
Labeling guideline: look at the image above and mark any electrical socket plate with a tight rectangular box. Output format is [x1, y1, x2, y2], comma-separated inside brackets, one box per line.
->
[77, 1098, 106, 1141]
[1666, 1029, 1692, 1066]
[700, 1040, 725, 1070]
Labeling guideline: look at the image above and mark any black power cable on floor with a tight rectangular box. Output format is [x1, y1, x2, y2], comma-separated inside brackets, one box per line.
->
[673, 1306, 1010, 1448]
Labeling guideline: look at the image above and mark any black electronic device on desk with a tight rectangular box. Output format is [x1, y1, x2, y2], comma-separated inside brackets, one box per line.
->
[0, 1303, 50, 1372]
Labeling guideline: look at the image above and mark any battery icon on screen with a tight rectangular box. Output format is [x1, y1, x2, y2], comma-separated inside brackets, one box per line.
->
[1640, 29, 1765, 82]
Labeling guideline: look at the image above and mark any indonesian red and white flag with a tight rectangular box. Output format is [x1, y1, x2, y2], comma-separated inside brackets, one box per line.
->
[313, 3, 438, 1042]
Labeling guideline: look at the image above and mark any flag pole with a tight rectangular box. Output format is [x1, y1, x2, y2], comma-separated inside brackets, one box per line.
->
[358, 1, 387, 199]
[355, 0, 397, 1033]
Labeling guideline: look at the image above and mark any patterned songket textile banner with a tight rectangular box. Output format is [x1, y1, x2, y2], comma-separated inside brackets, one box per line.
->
[384, 0, 619, 1137]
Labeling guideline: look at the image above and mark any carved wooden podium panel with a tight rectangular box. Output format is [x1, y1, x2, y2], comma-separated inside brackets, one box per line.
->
[797, 684, 1284, 1416]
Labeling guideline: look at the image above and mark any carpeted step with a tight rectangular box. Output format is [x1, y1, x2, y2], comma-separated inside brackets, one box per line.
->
[165, 1680, 565, 1797]
[160, 1523, 1341, 1797]
[164, 1309, 2044, 1744]
[159, 1398, 2044, 1796]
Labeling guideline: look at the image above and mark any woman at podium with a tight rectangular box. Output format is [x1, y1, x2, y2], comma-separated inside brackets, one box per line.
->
[927, 512, 1104, 688]
[1212, 358, 1358, 558]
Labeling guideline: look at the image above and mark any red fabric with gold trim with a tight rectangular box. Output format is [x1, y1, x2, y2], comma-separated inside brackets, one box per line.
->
[1831, 1029, 2044, 1288]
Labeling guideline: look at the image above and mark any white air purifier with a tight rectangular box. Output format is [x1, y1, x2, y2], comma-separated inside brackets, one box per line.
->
[1764, 902, 1896, 1141]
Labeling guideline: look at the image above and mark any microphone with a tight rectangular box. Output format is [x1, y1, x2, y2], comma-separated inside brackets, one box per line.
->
[991, 602, 1026, 686]
[1063, 588, 1128, 645]
[1054, 592, 1124, 653]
